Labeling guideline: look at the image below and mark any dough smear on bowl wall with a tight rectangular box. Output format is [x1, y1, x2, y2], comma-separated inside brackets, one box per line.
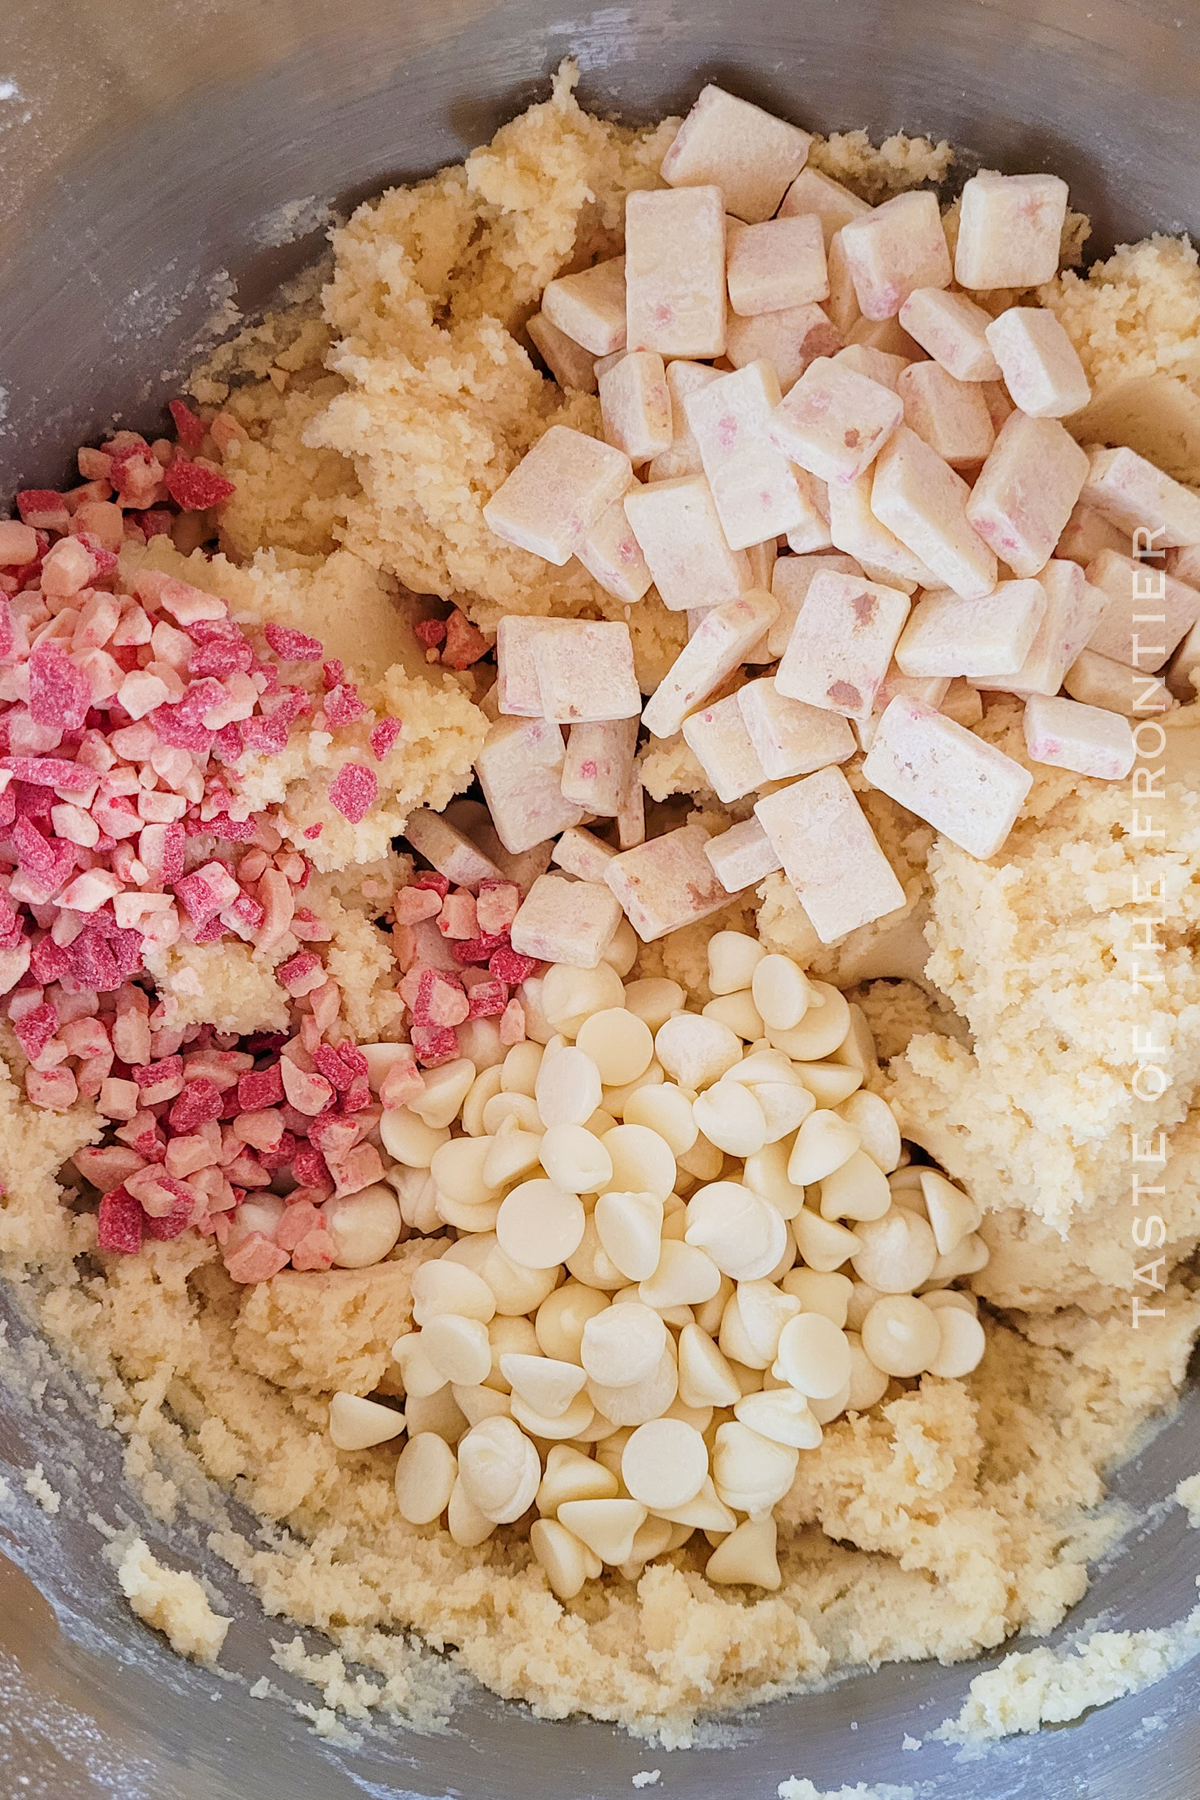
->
[1, 52, 1199, 1759]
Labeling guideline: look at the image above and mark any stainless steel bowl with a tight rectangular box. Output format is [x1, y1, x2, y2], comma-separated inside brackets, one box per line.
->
[1, 2, 1199, 1794]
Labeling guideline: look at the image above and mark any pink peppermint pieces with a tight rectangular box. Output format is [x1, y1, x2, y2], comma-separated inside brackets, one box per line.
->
[328, 763, 378, 824]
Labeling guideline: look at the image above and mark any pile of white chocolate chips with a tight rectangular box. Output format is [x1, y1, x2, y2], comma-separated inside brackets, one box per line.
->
[3, 77, 1199, 1600]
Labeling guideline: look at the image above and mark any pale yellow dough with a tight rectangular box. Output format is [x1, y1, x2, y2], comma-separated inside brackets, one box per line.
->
[2, 68, 1199, 1746]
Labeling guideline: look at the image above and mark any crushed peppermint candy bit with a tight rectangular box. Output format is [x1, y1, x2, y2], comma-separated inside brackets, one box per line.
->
[328, 763, 378, 824]
[162, 459, 237, 512]
[369, 716, 403, 760]
[264, 621, 323, 662]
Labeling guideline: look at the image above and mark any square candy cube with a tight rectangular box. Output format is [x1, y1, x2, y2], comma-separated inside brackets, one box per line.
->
[939, 676, 984, 727]
[681, 690, 769, 802]
[483, 425, 632, 565]
[737, 675, 857, 778]
[496, 615, 563, 716]
[560, 717, 639, 815]
[893, 580, 1047, 678]
[1167, 617, 1200, 702]
[1022, 692, 1136, 781]
[533, 620, 641, 723]
[1081, 446, 1200, 549]
[784, 467, 835, 554]
[605, 822, 732, 941]
[825, 229, 863, 337]
[974, 559, 1107, 698]
[862, 695, 1033, 860]
[527, 311, 598, 393]
[768, 356, 903, 485]
[626, 187, 727, 359]
[704, 817, 782, 892]
[725, 302, 843, 392]
[779, 166, 873, 245]
[775, 569, 911, 721]
[1063, 649, 1142, 716]
[642, 588, 779, 737]
[769, 550, 861, 656]
[833, 344, 911, 391]
[616, 774, 645, 849]
[896, 288, 1002, 383]
[965, 412, 1089, 579]
[827, 470, 935, 592]
[839, 191, 952, 321]
[661, 84, 813, 224]
[727, 214, 829, 316]
[871, 426, 999, 601]
[954, 173, 1069, 291]
[541, 256, 628, 356]
[599, 350, 672, 465]
[1056, 500, 1131, 567]
[647, 360, 723, 481]
[475, 716, 585, 854]
[576, 492, 654, 603]
[623, 474, 751, 611]
[754, 765, 906, 941]
[984, 308, 1091, 419]
[896, 361, 995, 468]
[686, 361, 807, 550]
[1084, 549, 1200, 667]
[510, 873, 622, 969]
[553, 826, 619, 883]
[403, 808, 504, 890]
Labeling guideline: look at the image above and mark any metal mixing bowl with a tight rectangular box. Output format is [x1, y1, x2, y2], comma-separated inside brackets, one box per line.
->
[1, 2, 1198, 1794]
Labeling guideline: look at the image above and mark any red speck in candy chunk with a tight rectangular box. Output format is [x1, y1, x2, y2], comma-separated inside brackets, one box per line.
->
[292, 1143, 330, 1187]
[467, 980, 508, 1019]
[0, 757, 97, 796]
[163, 459, 236, 511]
[302, 823, 323, 840]
[323, 684, 365, 728]
[328, 763, 377, 825]
[341, 1079, 372, 1114]
[412, 871, 450, 898]
[168, 1078, 223, 1132]
[133, 1055, 184, 1092]
[442, 610, 489, 669]
[312, 1043, 354, 1092]
[238, 1065, 285, 1111]
[17, 491, 71, 532]
[451, 930, 510, 967]
[97, 1185, 145, 1253]
[410, 1025, 461, 1067]
[13, 1002, 59, 1061]
[490, 947, 540, 984]
[168, 399, 207, 450]
[369, 717, 402, 761]
[263, 621, 323, 662]
[411, 967, 469, 1028]
[322, 660, 344, 690]
[29, 935, 73, 984]
[414, 618, 447, 649]
[139, 822, 186, 887]
[12, 817, 77, 902]
[189, 635, 253, 678]
[142, 1192, 196, 1239]
[28, 643, 92, 731]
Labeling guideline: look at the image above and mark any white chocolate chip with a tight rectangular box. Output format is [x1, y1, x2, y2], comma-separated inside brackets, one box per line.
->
[621, 1419, 709, 1510]
[394, 1432, 457, 1525]
[329, 1393, 407, 1451]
